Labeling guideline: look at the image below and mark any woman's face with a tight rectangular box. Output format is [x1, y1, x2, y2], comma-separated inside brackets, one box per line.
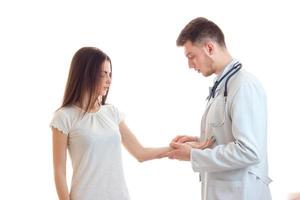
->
[98, 60, 112, 96]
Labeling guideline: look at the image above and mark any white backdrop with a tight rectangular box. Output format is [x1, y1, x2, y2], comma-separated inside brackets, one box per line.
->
[0, 0, 299, 199]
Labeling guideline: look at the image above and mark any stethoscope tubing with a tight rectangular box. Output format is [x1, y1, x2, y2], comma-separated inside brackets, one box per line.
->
[208, 62, 242, 101]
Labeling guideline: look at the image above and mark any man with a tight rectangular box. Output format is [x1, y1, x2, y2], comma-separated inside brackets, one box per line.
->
[167, 17, 272, 200]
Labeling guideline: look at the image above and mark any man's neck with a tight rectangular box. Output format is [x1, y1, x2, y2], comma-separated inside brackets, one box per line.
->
[214, 51, 233, 75]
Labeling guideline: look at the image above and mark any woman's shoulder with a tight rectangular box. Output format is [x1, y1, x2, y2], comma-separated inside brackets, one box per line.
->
[101, 103, 117, 114]
[52, 105, 80, 120]
[102, 102, 120, 109]
[50, 106, 80, 134]
[56, 105, 76, 114]
[102, 104, 124, 124]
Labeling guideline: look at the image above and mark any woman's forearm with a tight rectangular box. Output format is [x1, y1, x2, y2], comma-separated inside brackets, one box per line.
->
[54, 171, 70, 200]
[119, 122, 173, 162]
[137, 146, 172, 162]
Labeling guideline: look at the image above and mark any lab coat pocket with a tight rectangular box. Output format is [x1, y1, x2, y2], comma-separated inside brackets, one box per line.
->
[208, 96, 226, 127]
[207, 179, 244, 200]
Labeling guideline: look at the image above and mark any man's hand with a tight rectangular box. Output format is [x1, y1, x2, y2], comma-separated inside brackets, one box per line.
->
[171, 135, 198, 143]
[186, 136, 216, 149]
[166, 142, 192, 161]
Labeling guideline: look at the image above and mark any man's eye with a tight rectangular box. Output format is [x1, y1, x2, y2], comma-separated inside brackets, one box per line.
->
[187, 54, 194, 59]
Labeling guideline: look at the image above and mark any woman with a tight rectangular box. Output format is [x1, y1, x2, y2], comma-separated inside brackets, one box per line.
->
[50, 47, 213, 200]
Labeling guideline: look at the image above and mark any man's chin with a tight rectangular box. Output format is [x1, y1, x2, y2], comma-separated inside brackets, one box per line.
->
[202, 71, 214, 77]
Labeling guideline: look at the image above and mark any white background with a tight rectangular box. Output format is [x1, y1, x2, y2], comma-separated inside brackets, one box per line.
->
[0, 0, 299, 199]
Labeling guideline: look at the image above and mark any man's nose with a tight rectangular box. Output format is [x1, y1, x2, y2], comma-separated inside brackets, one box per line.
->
[188, 60, 194, 69]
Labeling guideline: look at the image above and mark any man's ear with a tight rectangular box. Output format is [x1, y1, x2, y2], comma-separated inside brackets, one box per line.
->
[203, 41, 214, 56]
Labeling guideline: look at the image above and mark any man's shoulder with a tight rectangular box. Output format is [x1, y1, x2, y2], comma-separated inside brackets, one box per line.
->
[227, 69, 266, 100]
[230, 69, 262, 88]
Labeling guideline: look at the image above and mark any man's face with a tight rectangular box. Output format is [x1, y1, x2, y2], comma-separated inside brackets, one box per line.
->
[183, 41, 214, 77]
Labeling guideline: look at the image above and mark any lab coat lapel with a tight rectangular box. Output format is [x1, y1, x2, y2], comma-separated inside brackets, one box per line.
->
[200, 98, 214, 141]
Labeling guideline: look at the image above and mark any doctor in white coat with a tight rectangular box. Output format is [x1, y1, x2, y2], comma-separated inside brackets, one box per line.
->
[167, 17, 272, 200]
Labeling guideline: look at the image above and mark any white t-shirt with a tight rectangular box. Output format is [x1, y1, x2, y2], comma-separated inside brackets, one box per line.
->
[50, 104, 130, 200]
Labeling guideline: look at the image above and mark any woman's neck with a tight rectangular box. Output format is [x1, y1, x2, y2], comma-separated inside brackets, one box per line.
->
[77, 95, 102, 112]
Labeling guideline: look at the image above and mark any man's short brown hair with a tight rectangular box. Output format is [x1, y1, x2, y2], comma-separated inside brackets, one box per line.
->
[176, 17, 226, 47]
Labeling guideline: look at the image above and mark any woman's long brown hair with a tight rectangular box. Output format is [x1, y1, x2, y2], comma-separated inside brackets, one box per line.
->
[60, 47, 112, 114]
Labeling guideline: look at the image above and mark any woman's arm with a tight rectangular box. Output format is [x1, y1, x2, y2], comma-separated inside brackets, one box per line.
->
[52, 128, 70, 200]
[119, 121, 172, 162]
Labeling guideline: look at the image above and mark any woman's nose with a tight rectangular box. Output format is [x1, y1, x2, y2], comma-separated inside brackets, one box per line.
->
[106, 76, 112, 83]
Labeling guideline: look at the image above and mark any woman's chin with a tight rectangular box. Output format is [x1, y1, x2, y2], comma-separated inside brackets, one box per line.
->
[100, 91, 107, 96]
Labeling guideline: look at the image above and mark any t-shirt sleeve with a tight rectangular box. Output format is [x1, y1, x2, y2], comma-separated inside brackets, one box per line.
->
[110, 105, 125, 124]
[49, 109, 71, 135]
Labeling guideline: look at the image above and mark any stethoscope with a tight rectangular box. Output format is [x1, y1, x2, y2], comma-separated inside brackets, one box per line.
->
[207, 62, 242, 101]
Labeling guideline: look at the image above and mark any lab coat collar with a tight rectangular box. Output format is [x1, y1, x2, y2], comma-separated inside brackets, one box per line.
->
[211, 59, 240, 92]
[214, 58, 240, 83]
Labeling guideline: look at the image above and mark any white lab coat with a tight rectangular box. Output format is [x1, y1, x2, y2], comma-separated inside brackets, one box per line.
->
[191, 60, 272, 200]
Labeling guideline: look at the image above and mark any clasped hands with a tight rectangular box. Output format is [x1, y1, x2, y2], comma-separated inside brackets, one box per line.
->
[164, 135, 215, 161]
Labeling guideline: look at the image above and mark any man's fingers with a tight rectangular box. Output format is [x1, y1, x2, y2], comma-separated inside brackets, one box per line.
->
[196, 140, 209, 149]
[171, 135, 183, 143]
[172, 135, 197, 144]
[203, 139, 210, 147]
[177, 137, 186, 143]
[166, 150, 178, 159]
[185, 136, 216, 149]
[178, 136, 190, 143]
[201, 139, 211, 149]
[178, 136, 197, 143]
[207, 136, 216, 147]
[211, 136, 216, 143]
[166, 152, 173, 159]
[170, 142, 182, 149]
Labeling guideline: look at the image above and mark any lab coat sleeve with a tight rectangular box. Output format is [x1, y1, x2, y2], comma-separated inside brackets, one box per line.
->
[191, 80, 266, 173]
